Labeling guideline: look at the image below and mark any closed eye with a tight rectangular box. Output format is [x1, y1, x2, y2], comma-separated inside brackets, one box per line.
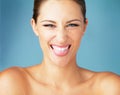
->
[67, 23, 79, 27]
[43, 24, 56, 28]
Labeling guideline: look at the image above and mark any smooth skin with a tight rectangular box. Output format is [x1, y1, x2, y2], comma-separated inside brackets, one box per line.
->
[0, 0, 120, 95]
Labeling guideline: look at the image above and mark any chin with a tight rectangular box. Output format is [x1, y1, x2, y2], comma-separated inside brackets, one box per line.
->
[50, 56, 72, 67]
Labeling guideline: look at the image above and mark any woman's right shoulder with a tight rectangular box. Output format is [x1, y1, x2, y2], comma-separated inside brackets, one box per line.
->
[0, 66, 27, 79]
[0, 67, 29, 95]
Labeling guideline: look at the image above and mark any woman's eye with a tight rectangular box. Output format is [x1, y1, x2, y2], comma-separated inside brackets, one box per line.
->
[67, 24, 79, 27]
[43, 24, 55, 28]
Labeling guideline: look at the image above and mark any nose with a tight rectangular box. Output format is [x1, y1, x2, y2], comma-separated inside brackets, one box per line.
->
[56, 27, 68, 44]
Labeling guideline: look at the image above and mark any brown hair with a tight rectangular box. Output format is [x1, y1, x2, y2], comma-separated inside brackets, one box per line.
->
[32, 0, 86, 23]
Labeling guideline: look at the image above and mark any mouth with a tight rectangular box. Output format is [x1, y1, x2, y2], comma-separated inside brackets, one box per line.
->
[50, 44, 71, 56]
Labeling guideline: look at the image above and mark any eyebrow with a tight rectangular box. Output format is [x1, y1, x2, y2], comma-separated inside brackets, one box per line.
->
[66, 19, 82, 23]
[40, 19, 82, 23]
[40, 20, 56, 23]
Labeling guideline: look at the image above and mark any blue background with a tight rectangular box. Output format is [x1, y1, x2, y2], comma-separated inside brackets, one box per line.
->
[0, 0, 1, 65]
[1, 0, 120, 75]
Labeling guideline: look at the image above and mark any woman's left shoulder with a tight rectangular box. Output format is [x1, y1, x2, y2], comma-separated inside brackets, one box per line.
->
[96, 72, 120, 95]
[97, 71, 120, 79]
[97, 72, 120, 83]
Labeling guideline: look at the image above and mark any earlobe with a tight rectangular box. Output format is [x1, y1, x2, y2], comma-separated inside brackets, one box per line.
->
[83, 19, 88, 34]
[31, 19, 39, 36]
[85, 19, 88, 26]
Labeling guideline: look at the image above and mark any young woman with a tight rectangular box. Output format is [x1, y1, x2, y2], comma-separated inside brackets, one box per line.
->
[0, 0, 120, 95]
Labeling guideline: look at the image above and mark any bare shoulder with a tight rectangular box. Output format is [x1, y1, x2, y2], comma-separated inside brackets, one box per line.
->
[95, 72, 120, 95]
[0, 67, 28, 95]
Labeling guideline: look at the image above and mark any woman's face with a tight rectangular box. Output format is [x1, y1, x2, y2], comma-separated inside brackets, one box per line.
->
[31, 0, 88, 67]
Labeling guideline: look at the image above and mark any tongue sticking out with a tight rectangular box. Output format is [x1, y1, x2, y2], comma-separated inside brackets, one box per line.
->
[51, 45, 70, 56]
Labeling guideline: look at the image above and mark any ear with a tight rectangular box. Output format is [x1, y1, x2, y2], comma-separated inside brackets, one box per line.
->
[83, 19, 88, 35]
[31, 18, 39, 36]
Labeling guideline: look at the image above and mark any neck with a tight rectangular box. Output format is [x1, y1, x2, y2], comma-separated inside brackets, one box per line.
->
[39, 59, 82, 88]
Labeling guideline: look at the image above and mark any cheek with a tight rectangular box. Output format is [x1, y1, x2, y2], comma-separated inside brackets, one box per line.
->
[70, 30, 83, 42]
[38, 30, 54, 46]
[73, 35, 82, 47]
[70, 31, 83, 52]
[38, 33, 50, 53]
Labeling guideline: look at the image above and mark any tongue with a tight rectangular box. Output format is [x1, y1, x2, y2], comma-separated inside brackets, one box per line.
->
[52, 47, 69, 56]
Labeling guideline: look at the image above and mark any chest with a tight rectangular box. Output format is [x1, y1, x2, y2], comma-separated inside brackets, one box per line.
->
[26, 75, 97, 95]
[28, 84, 95, 95]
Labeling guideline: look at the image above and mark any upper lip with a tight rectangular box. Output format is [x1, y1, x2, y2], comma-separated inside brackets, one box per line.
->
[50, 44, 71, 49]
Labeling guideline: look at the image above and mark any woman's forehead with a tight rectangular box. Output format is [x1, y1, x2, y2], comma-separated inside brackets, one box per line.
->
[38, 0, 83, 19]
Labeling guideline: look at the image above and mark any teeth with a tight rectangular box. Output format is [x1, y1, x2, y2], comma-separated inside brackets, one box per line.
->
[52, 45, 69, 52]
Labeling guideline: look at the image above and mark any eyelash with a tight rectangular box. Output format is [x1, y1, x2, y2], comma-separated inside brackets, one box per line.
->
[66, 24, 79, 27]
[42, 23, 79, 28]
[43, 24, 55, 28]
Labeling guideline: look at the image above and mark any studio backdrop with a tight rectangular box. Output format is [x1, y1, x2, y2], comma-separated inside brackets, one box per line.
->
[1, 0, 120, 74]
